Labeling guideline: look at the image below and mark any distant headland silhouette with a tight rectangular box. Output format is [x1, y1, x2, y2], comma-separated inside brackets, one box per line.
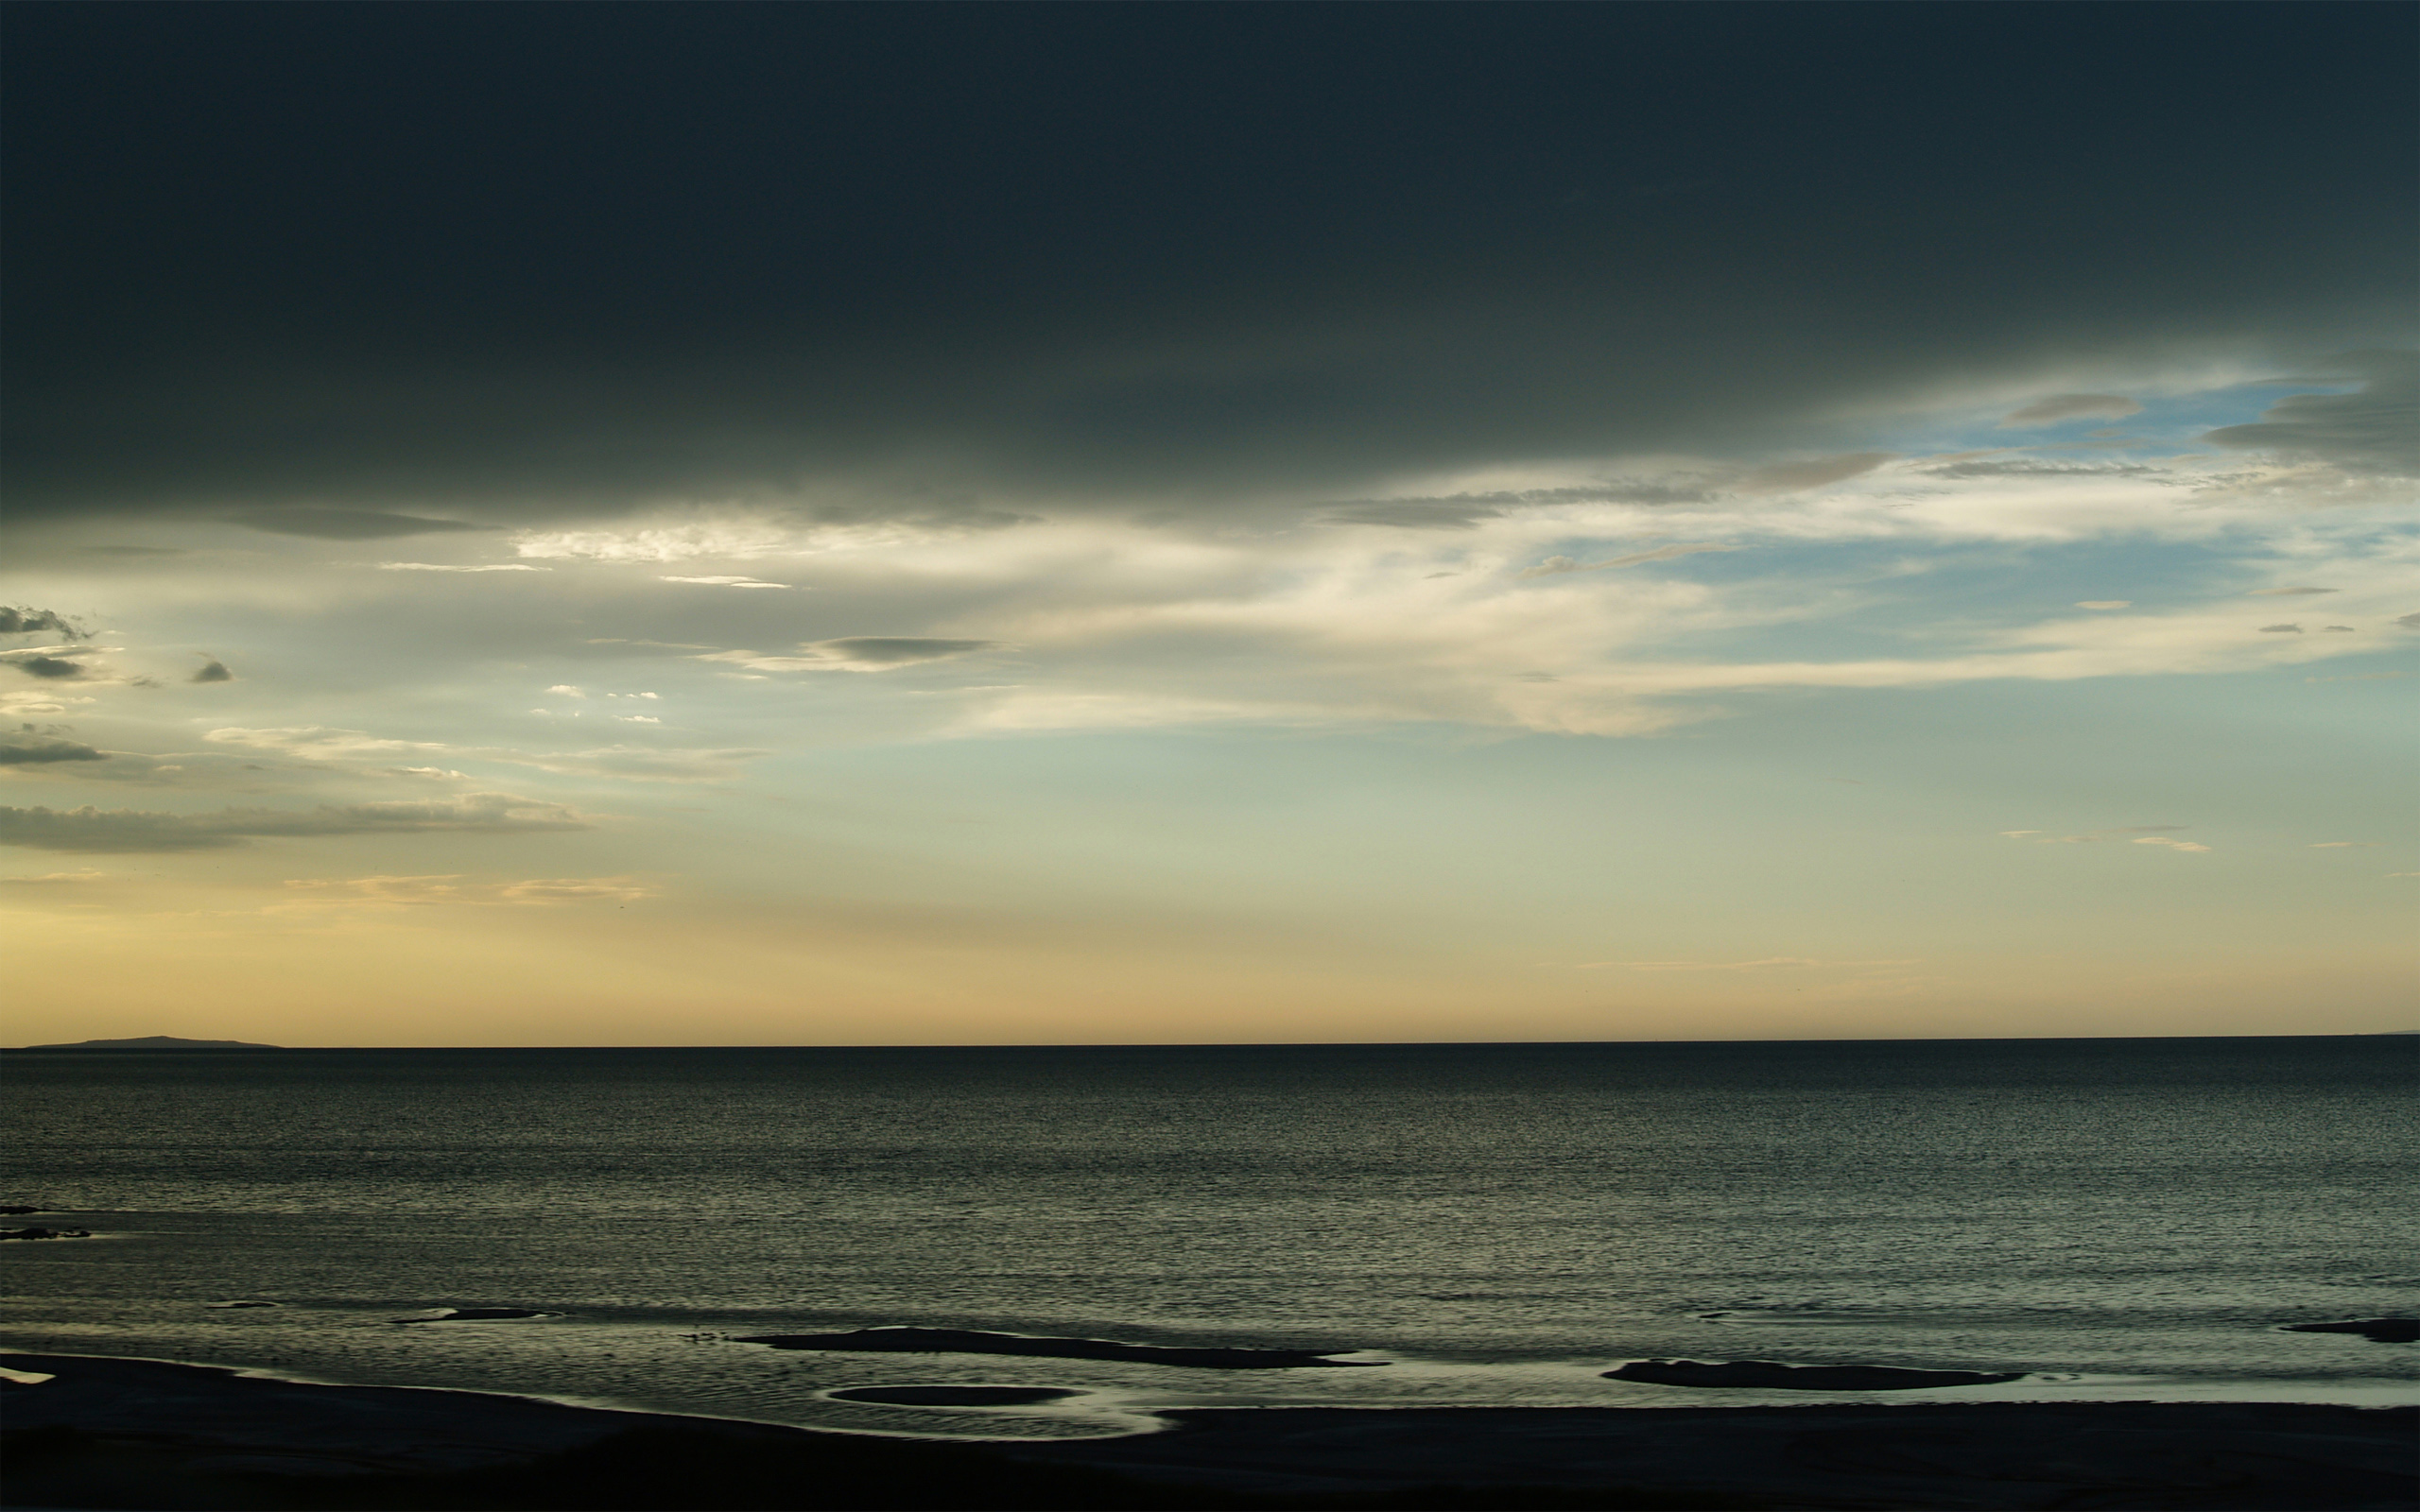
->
[22, 1036, 281, 1050]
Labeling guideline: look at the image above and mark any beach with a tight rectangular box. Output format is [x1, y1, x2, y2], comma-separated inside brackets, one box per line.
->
[8, 1043, 2411, 1505]
[6, 1352, 2412, 1510]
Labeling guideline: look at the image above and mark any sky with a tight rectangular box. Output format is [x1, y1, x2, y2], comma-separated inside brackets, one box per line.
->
[2, 4, 2413, 1047]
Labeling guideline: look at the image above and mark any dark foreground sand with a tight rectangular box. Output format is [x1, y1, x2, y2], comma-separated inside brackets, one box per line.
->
[1027, 1401, 2419, 1509]
[3, 1352, 2412, 1510]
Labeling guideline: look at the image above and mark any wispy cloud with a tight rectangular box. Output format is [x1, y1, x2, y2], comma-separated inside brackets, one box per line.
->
[1320, 479, 1727, 529]
[0, 691, 95, 717]
[2002, 826, 2205, 851]
[204, 727, 452, 765]
[235, 509, 493, 540]
[378, 562, 550, 573]
[658, 575, 794, 589]
[512, 522, 822, 563]
[508, 745, 765, 782]
[1735, 454, 1898, 493]
[1517, 543, 1739, 578]
[701, 637, 1009, 672]
[1578, 956, 1921, 971]
[497, 877, 654, 904]
[281, 873, 465, 904]
[1998, 393, 2144, 427]
[201, 726, 767, 784]
[1918, 459, 2165, 479]
[2202, 351, 2419, 476]
[276, 873, 654, 908]
[0, 794, 590, 852]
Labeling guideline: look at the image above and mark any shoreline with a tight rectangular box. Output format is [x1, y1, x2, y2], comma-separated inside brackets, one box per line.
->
[7, 1350, 2413, 1510]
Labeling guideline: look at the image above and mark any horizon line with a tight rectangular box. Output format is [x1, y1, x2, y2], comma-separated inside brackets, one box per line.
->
[15, 1029, 2416, 1052]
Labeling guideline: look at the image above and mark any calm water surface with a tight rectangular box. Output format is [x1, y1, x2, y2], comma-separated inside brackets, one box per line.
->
[5, 1038, 2412, 1437]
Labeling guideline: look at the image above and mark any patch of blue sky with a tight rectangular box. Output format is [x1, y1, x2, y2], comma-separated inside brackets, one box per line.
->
[2057, 384, 2362, 460]
[1667, 670, 2416, 838]
[1632, 535, 2354, 661]
[1535, 532, 2263, 607]
[1857, 378, 2361, 462]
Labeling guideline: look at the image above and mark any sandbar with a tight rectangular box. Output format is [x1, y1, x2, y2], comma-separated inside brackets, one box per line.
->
[2284, 1317, 2419, 1344]
[1601, 1359, 2024, 1390]
[734, 1326, 1383, 1368]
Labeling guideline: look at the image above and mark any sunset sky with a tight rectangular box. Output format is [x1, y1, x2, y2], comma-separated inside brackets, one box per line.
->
[4, 5, 2411, 1046]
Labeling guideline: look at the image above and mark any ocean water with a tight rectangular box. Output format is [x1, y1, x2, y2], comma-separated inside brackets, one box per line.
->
[4, 1038, 2412, 1439]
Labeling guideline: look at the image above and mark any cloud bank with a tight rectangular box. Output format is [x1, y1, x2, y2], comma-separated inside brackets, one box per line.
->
[7, 8, 2409, 526]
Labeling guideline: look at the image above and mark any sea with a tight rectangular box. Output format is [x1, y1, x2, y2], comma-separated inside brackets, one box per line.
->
[4, 1037, 2412, 1440]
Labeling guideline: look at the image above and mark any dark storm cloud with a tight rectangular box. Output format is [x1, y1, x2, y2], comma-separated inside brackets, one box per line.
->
[0, 793, 590, 853]
[191, 659, 234, 683]
[9, 656, 88, 680]
[0, 733, 106, 765]
[0, 608, 85, 637]
[2202, 352, 2419, 476]
[3, 6, 2411, 520]
[224, 508, 495, 540]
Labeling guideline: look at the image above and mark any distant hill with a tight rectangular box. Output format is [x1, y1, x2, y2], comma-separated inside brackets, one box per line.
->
[22, 1035, 281, 1050]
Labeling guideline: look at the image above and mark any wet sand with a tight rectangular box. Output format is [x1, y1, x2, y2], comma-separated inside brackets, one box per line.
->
[828, 1384, 1087, 1406]
[4, 1351, 2412, 1510]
